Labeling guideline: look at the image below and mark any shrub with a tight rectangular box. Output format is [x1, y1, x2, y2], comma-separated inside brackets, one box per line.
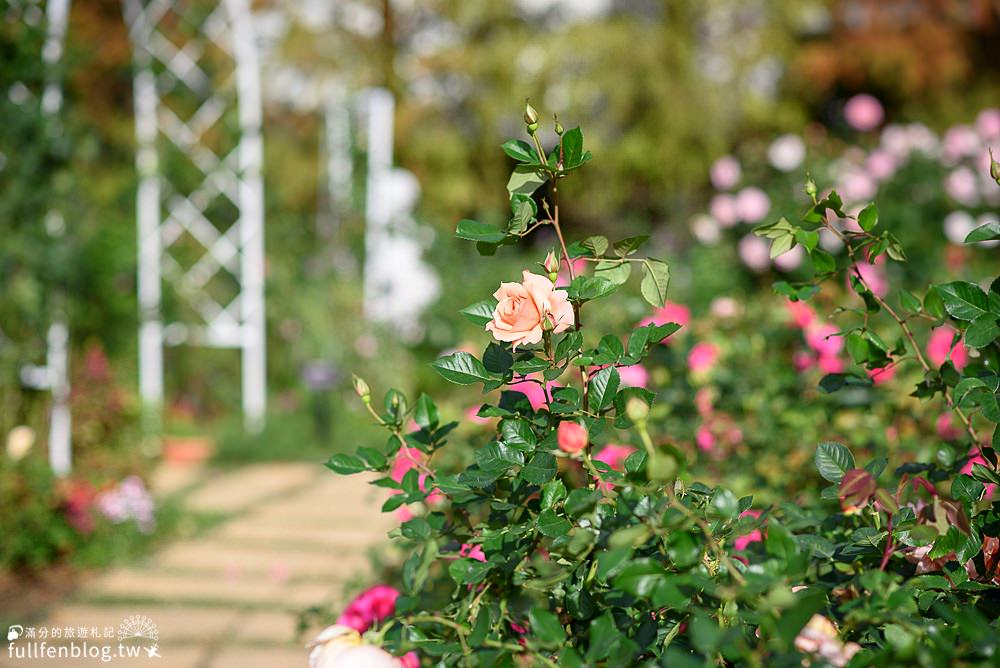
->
[321, 106, 1000, 667]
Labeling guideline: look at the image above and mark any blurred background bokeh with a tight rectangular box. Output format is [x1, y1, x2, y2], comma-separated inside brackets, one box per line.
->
[1, 0, 998, 648]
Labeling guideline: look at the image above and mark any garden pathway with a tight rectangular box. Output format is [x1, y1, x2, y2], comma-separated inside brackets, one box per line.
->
[2, 463, 396, 668]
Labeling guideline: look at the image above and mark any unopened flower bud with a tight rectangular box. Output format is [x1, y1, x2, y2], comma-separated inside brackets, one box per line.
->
[990, 148, 1000, 186]
[804, 176, 817, 199]
[352, 374, 371, 403]
[557, 421, 588, 454]
[625, 397, 649, 423]
[524, 100, 540, 134]
[542, 251, 559, 281]
[554, 115, 564, 136]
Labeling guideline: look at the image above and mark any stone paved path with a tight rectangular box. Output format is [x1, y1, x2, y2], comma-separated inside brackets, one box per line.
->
[1, 463, 396, 668]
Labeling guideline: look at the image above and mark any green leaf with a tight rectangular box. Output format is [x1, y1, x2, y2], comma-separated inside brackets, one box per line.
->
[501, 139, 538, 164]
[965, 314, 1000, 348]
[899, 289, 922, 313]
[582, 235, 608, 257]
[448, 558, 492, 585]
[589, 366, 620, 411]
[528, 608, 566, 649]
[562, 127, 584, 168]
[460, 299, 497, 327]
[506, 166, 547, 196]
[541, 479, 567, 509]
[431, 352, 493, 385]
[594, 260, 631, 286]
[965, 221, 1000, 243]
[770, 233, 795, 259]
[475, 442, 525, 473]
[508, 198, 535, 234]
[951, 474, 985, 505]
[613, 235, 648, 256]
[936, 282, 990, 321]
[456, 219, 506, 244]
[639, 258, 670, 308]
[537, 509, 572, 537]
[483, 343, 514, 374]
[414, 393, 439, 429]
[815, 442, 856, 484]
[858, 202, 878, 231]
[810, 249, 836, 274]
[845, 332, 869, 364]
[325, 453, 366, 475]
[521, 452, 557, 484]
[586, 611, 617, 661]
[568, 275, 617, 301]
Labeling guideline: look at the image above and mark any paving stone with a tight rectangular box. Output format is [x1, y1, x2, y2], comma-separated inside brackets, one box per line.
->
[151, 540, 368, 580]
[84, 570, 334, 609]
[150, 463, 204, 499]
[185, 464, 320, 514]
[213, 523, 391, 551]
[0, 645, 202, 667]
[45, 604, 239, 643]
[207, 646, 307, 668]
[230, 610, 301, 645]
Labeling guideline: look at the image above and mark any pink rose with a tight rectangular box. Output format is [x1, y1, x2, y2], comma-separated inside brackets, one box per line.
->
[867, 364, 895, 385]
[617, 364, 649, 388]
[696, 424, 716, 452]
[508, 376, 558, 410]
[336, 585, 400, 633]
[734, 510, 763, 551]
[594, 444, 636, 471]
[738, 234, 771, 273]
[709, 193, 739, 227]
[687, 342, 720, 375]
[786, 300, 816, 329]
[936, 413, 962, 441]
[639, 301, 690, 334]
[555, 257, 587, 288]
[459, 544, 487, 562]
[866, 149, 897, 181]
[487, 270, 574, 349]
[927, 327, 968, 370]
[844, 94, 884, 131]
[817, 354, 845, 374]
[853, 260, 887, 298]
[710, 155, 742, 190]
[735, 187, 771, 223]
[805, 324, 843, 357]
[962, 449, 997, 498]
[557, 421, 588, 454]
[976, 108, 1000, 140]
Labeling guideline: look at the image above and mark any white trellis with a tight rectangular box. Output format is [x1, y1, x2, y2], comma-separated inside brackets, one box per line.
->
[122, 0, 266, 431]
[18, 0, 73, 475]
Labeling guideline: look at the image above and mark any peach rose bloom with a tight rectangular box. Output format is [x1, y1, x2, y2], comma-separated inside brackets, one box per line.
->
[486, 271, 574, 349]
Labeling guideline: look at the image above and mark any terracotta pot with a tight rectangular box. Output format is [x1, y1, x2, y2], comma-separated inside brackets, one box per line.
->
[161, 435, 215, 465]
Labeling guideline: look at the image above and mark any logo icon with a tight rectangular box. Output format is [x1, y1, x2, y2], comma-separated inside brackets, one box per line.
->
[6, 625, 23, 642]
[118, 615, 161, 659]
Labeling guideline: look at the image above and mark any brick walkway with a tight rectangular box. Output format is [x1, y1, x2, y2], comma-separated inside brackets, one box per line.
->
[2, 464, 396, 668]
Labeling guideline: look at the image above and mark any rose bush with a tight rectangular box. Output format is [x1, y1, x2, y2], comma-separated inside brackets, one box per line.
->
[319, 106, 1000, 666]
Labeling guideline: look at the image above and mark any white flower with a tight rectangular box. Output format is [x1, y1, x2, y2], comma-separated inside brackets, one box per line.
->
[308, 625, 401, 668]
[738, 234, 770, 273]
[709, 155, 741, 190]
[767, 134, 806, 172]
[690, 214, 721, 245]
[942, 211, 976, 245]
[5, 426, 35, 461]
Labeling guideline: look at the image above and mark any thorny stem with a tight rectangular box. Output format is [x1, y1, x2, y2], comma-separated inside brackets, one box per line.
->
[404, 615, 559, 667]
[821, 221, 983, 455]
[879, 514, 896, 571]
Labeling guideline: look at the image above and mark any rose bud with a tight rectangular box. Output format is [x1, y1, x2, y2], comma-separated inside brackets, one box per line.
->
[524, 100, 540, 134]
[557, 421, 588, 454]
[990, 148, 1000, 185]
[352, 374, 371, 403]
[542, 251, 559, 282]
[554, 115, 564, 136]
[625, 397, 650, 423]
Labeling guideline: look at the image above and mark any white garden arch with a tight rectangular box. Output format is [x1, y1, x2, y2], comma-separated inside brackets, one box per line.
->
[121, 0, 266, 431]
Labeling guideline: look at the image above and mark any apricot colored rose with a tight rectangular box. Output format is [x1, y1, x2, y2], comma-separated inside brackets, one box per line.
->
[486, 271, 574, 349]
[557, 421, 589, 454]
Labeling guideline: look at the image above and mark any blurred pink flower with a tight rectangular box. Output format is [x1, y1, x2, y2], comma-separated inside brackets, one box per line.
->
[767, 134, 806, 172]
[465, 406, 493, 425]
[838, 170, 877, 203]
[734, 510, 763, 551]
[818, 354, 845, 374]
[638, 302, 690, 341]
[695, 388, 714, 417]
[844, 94, 884, 131]
[594, 444, 637, 471]
[336, 585, 400, 633]
[709, 193, 739, 227]
[687, 342, 720, 374]
[696, 424, 716, 452]
[400, 652, 420, 668]
[867, 365, 895, 385]
[866, 149, 897, 181]
[976, 108, 1000, 140]
[943, 210, 977, 245]
[618, 364, 649, 388]
[735, 187, 771, 223]
[773, 245, 805, 271]
[961, 449, 996, 498]
[853, 260, 887, 297]
[786, 300, 816, 329]
[555, 258, 587, 288]
[459, 544, 486, 562]
[793, 351, 816, 372]
[738, 234, 771, 273]
[710, 155, 742, 190]
[943, 124, 980, 163]
[936, 413, 962, 441]
[508, 376, 558, 410]
[805, 323, 843, 357]
[927, 327, 968, 370]
[945, 167, 979, 206]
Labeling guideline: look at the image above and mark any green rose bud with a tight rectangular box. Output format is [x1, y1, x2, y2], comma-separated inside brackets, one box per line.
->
[625, 397, 650, 423]
[352, 374, 371, 403]
[554, 115, 564, 136]
[524, 100, 540, 134]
